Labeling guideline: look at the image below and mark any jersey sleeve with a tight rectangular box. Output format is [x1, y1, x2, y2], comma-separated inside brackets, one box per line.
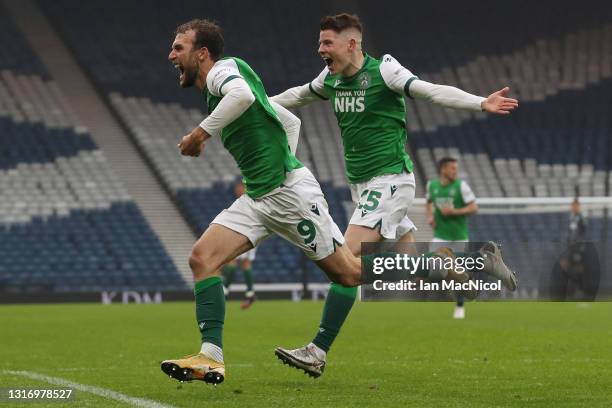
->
[379, 54, 418, 96]
[425, 180, 432, 202]
[460, 181, 476, 204]
[206, 59, 244, 97]
[409, 80, 485, 111]
[199, 78, 255, 137]
[270, 100, 300, 154]
[309, 67, 330, 100]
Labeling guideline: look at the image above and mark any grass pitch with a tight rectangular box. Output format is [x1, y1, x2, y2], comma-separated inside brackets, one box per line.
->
[1, 301, 611, 407]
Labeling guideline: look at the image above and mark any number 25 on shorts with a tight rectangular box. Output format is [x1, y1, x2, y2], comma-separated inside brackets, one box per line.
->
[358, 189, 382, 211]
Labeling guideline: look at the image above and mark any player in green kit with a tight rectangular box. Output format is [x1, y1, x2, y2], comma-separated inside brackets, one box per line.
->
[161, 19, 370, 385]
[427, 157, 479, 319]
[271, 14, 518, 377]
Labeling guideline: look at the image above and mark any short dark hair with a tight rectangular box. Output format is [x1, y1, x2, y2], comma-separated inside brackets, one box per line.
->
[320, 13, 362, 33]
[175, 19, 224, 60]
[437, 157, 457, 172]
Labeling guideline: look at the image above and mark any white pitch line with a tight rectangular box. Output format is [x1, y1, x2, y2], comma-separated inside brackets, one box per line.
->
[1, 370, 177, 408]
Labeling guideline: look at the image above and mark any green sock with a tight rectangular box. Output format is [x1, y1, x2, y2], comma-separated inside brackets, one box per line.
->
[243, 267, 254, 294]
[223, 264, 237, 288]
[312, 283, 357, 352]
[456, 296, 465, 307]
[194, 276, 225, 348]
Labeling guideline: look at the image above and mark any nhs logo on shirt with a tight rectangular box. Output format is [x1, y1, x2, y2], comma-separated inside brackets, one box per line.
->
[334, 90, 366, 113]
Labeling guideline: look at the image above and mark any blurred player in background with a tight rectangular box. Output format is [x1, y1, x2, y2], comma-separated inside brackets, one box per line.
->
[271, 13, 518, 376]
[223, 180, 256, 309]
[568, 197, 587, 243]
[549, 197, 600, 301]
[427, 157, 478, 319]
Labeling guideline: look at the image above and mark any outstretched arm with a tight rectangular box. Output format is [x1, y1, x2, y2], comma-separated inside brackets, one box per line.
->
[409, 81, 518, 114]
[270, 84, 322, 109]
[270, 67, 330, 109]
[379, 54, 518, 114]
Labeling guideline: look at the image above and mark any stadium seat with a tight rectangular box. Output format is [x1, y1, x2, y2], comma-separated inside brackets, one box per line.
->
[0, 10, 186, 293]
[19, 0, 611, 290]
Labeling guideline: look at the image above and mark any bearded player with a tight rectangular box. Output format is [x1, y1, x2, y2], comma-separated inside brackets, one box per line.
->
[161, 18, 365, 385]
[271, 13, 518, 377]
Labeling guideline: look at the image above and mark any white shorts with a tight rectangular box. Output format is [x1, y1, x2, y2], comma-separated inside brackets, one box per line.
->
[236, 247, 257, 261]
[349, 171, 416, 240]
[212, 167, 345, 261]
[430, 238, 468, 252]
[396, 216, 418, 238]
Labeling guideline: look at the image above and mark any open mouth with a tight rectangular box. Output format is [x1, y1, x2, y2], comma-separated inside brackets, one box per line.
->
[174, 62, 185, 81]
[323, 57, 333, 68]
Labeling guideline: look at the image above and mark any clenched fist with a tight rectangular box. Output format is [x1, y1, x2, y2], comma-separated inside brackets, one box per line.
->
[178, 127, 210, 157]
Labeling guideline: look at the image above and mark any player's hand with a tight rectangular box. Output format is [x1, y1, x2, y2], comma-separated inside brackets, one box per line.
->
[481, 87, 519, 115]
[428, 216, 436, 228]
[178, 127, 209, 157]
[440, 207, 456, 216]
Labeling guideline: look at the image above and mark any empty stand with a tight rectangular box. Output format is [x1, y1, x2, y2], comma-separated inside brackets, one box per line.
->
[0, 5, 187, 292]
[16, 0, 611, 290]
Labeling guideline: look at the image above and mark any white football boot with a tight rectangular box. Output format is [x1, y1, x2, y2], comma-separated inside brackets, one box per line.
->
[453, 305, 466, 319]
[480, 241, 518, 290]
[275, 344, 326, 378]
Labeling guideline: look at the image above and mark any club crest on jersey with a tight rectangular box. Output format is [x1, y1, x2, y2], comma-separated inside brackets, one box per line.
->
[390, 185, 398, 196]
[358, 72, 371, 89]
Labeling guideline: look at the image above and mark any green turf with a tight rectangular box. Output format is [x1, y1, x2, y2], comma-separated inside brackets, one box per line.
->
[1, 301, 611, 407]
